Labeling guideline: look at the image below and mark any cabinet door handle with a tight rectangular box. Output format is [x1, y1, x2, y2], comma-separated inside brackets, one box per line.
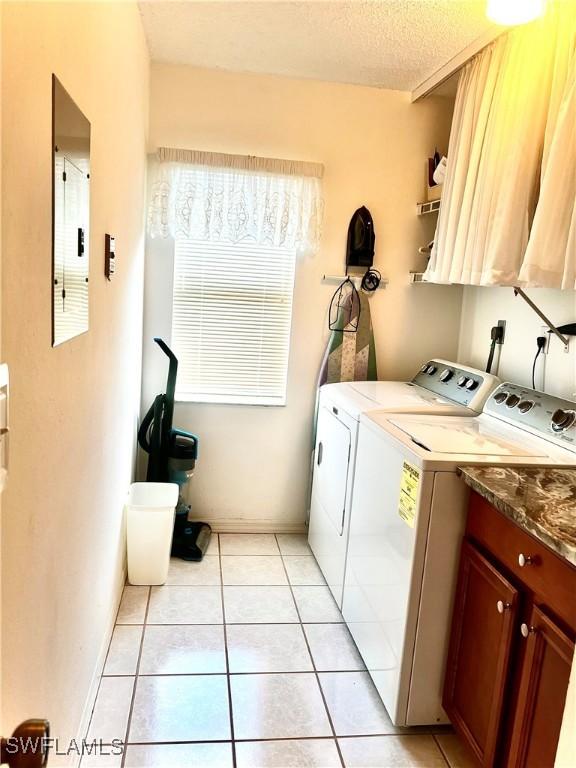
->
[518, 553, 533, 567]
[520, 623, 537, 638]
[497, 600, 511, 613]
[317, 442, 323, 466]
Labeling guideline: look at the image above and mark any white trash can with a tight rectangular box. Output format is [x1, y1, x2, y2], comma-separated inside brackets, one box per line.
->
[126, 482, 179, 586]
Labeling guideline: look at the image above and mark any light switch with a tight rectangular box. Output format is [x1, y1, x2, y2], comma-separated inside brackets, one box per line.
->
[105, 234, 116, 280]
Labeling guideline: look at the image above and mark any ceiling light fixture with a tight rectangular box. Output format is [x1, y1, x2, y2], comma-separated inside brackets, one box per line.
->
[486, 0, 546, 25]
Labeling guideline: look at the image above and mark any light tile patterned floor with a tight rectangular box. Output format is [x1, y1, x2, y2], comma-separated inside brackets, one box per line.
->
[84, 534, 475, 768]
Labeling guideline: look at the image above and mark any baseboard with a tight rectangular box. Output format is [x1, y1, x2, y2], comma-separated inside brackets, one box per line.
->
[71, 560, 127, 768]
[191, 517, 308, 534]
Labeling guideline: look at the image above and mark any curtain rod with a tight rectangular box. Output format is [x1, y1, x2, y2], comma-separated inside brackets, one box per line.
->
[513, 287, 570, 349]
[411, 27, 505, 102]
[156, 147, 324, 179]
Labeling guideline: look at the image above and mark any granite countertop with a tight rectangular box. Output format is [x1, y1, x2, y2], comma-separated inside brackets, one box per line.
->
[459, 466, 576, 568]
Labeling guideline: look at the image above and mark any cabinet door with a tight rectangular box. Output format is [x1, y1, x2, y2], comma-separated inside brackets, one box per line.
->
[443, 540, 519, 767]
[508, 605, 574, 768]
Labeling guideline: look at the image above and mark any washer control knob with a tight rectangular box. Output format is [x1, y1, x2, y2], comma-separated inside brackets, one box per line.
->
[439, 369, 454, 383]
[457, 376, 469, 388]
[506, 394, 521, 408]
[551, 409, 576, 433]
[518, 400, 535, 414]
[465, 379, 479, 391]
[494, 391, 508, 404]
[427, 365, 437, 375]
[420, 364, 430, 373]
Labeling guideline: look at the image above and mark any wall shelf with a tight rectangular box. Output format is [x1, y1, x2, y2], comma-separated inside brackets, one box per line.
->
[410, 271, 458, 286]
[416, 199, 441, 216]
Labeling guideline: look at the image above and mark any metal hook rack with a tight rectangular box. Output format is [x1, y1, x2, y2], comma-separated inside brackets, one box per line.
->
[322, 274, 388, 289]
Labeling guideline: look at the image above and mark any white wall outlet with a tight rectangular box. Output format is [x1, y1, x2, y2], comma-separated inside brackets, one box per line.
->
[540, 326, 552, 355]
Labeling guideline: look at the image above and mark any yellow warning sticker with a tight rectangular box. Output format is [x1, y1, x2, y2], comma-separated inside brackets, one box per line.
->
[398, 461, 420, 528]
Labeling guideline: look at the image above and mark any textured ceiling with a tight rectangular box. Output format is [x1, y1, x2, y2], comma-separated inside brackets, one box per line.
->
[138, 0, 496, 91]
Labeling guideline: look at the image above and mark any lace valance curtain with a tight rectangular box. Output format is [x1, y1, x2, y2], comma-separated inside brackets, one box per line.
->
[148, 147, 324, 254]
[425, 6, 576, 287]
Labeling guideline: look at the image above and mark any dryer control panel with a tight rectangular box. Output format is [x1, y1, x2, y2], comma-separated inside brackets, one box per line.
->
[411, 360, 500, 412]
[485, 383, 576, 449]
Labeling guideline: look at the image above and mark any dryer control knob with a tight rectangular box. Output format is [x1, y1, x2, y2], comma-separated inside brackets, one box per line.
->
[427, 366, 438, 375]
[551, 409, 576, 433]
[465, 379, 479, 391]
[457, 376, 469, 388]
[506, 394, 521, 408]
[494, 391, 508, 404]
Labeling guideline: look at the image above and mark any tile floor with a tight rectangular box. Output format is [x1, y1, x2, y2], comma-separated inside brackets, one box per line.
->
[84, 534, 475, 768]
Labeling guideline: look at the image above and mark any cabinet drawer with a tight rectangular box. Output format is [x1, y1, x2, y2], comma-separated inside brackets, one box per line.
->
[467, 492, 576, 631]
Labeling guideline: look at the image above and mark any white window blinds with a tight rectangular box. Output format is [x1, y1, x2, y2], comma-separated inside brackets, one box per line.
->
[172, 238, 296, 405]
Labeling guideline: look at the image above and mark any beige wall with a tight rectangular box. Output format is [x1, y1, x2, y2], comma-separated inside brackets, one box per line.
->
[1, 1, 149, 754]
[144, 63, 461, 532]
[458, 287, 576, 400]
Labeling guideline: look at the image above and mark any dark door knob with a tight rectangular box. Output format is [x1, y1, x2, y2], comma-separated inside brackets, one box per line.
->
[1, 720, 50, 767]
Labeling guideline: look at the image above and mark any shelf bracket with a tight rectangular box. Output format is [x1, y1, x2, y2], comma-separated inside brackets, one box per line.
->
[513, 287, 570, 351]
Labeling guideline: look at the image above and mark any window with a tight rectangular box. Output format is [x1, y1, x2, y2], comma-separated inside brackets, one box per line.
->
[148, 147, 323, 405]
[172, 237, 296, 405]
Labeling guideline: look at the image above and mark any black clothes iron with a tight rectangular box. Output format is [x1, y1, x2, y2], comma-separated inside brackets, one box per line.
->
[345, 206, 375, 269]
[138, 338, 212, 561]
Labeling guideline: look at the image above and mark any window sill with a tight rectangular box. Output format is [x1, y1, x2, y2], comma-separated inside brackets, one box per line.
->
[176, 393, 287, 407]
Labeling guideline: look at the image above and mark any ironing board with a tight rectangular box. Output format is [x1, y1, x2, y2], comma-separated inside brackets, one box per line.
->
[306, 289, 377, 519]
[317, 290, 377, 386]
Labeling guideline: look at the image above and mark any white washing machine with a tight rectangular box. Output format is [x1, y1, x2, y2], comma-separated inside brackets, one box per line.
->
[308, 360, 500, 607]
[342, 383, 576, 727]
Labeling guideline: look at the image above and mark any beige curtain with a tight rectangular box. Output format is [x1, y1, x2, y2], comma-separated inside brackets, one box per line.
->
[519, 50, 575, 289]
[425, 6, 576, 286]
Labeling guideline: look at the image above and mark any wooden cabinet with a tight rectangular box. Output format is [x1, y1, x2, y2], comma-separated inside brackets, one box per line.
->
[444, 541, 520, 766]
[508, 605, 574, 768]
[444, 493, 576, 768]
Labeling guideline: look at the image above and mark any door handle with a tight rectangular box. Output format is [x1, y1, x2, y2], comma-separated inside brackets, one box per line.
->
[1, 720, 50, 767]
[317, 442, 323, 466]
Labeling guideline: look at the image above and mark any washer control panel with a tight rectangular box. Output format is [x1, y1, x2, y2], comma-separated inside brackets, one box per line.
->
[486, 383, 576, 448]
[412, 360, 500, 411]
